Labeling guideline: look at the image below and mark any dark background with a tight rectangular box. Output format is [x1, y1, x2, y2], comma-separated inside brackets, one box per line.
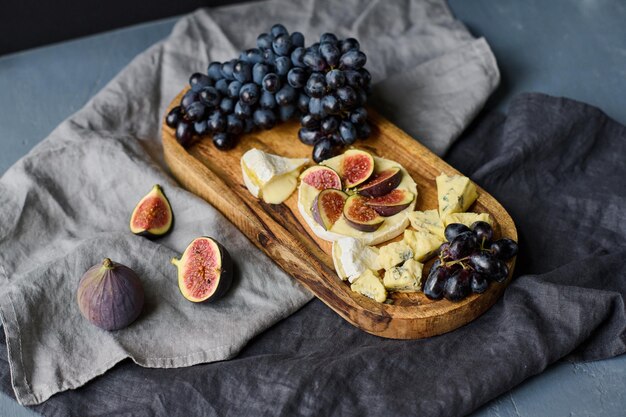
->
[0, 0, 249, 56]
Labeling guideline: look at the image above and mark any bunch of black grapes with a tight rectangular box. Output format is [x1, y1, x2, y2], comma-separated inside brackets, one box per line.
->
[165, 24, 372, 161]
[423, 221, 519, 302]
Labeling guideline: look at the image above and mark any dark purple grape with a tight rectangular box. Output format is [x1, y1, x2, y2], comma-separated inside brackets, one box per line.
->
[448, 231, 479, 260]
[308, 42, 320, 52]
[275, 85, 296, 106]
[287, 67, 308, 88]
[207, 111, 226, 133]
[350, 107, 368, 125]
[301, 113, 320, 129]
[469, 252, 498, 276]
[490, 259, 509, 283]
[272, 33, 292, 56]
[312, 138, 336, 163]
[303, 51, 327, 72]
[234, 100, 252, 119]
[199, 86, 220, 108]
[340, 50, 366, 69]
[227, 81, 242, 99]
[327, 132, 342, 145]
[336, 86, 358, 108]
[252, 63, 270, 85]
[359, 68, 372, 87]
[213, 132, 235, 150]
[320, 33, 338, 44]
[262, 73, 281, 93]
[298, 128, 322, 145]
[340, 37, 360, 54]
[423, 266, 449, 300]
[490, 239, 519, 260]
[326, 69, 345, 90]
[344, 70, 364, 88]
[319, 42, 340, 67]
[297, 93, 310, 113]
[259, 91, 277, 109]
[279, 105, 296, 121]
[181, 90, 199, 108]
[305, 73, 326, 98]
[275, 56, 291, 76]
[220, 60, 236, 80]
[291, 47, 306, 68]
[262, 48, 276, 65]
[253, 109, 277, 130]
[470, 271, 488, 294]
[243, 48, 264, 64]
[471, 221, 494, 245]
[356, 122, 371, 139]
[215, 79, 229, 96]
[290, 31, 305, 48]
[357, 87, 368, 106]
[166, 106, 183, 128]
[320, 116, 339, 134]
[308, 97, 325, 118]
[445, 223, 471, 242]
[207, 62, 222, 80]
[243, 118, 254, 133]
[189, 73, 212, 92]
[184, 101, 206, 121]
[226, 113, 243, 135]
[339, 121, 357, 145]
[271, 23, 288, 38]
[239, 83, 260, 105]
[175, 120, 194, 147]
[193, 119, 209, 136]
[321, 95, 341, 114]
[233, 61, 252, 83]
[256, 33, 273, 50]
[438, 242, 451, 258]
[444, 269, 471, 301]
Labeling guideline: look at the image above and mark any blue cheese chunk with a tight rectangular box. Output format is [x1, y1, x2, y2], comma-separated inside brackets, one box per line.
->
[407, 209, 445, 239]
[436, 173, 478, 219]
[403, 229, 444, 262]
[383, 259, 424, 292]
[377, 241, 414, 270]
[350, 269, 387, 302]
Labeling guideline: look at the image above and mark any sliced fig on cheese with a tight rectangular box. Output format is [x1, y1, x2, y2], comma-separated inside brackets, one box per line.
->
[312, 189, 348, 230]
[341, 149, 374, 189]
[357, 167, 402, 197]
[365, 189, 415, 217]
[300, 165, 342, 190]
[343, 195, 384, 232]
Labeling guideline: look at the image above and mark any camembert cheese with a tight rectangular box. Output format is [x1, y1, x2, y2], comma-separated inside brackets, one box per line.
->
[436, 173, 478, 219]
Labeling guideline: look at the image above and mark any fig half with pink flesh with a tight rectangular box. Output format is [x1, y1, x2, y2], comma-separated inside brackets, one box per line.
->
[343, 195, 384, 232]
[300, 165, 342, 190]
[171, 237, 233, 303]
[312, 189, 348, 230]
[357, 167, 403, 197]
[130, 184, 173, 238]
[365, 189, 415, 217]
[340, 149, 374, 189]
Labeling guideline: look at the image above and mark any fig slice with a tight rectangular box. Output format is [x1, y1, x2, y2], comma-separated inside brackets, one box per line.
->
[130, 184, 173, 238]
[343, 195, 384, 232]
[171, 237, 233, 303]
[357, 167, 403, 198]
[366, 189, 415, 217]
[341, 149, 374, 189]
[312, 189, 349, 230]
[300, 165, 342, 190]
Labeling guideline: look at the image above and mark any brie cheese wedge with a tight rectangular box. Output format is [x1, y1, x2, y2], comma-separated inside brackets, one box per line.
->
[241, 148, 309, 204]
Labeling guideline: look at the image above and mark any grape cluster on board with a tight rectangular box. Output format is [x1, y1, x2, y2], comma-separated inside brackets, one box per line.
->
[165, 24, 372, 162]
[423, 221, 519, 302]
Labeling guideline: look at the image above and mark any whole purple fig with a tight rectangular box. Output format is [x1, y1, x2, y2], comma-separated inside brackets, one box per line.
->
[77, 258, 144, 331]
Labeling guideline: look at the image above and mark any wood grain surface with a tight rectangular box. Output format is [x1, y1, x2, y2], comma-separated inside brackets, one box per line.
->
[162, 89, 517, 339]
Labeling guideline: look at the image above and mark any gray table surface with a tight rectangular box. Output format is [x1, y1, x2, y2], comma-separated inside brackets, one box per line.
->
[1, 1, 626, 416]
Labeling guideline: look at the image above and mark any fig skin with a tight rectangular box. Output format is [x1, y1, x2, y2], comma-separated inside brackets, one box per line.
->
[77, 258, 144, 331]
[312, 189, 348, 230]
[365, 189, 415, 217]
[343, 195, 384, 232]
[171, 237, 233, 303]
[357, 168, 403, 198]
[130, 184, 174, 239]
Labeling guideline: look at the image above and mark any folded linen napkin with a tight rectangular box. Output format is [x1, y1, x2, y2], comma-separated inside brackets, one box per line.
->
[0, 0, 499, 406]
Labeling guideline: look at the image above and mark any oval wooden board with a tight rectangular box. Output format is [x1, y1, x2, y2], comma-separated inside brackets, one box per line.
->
[162, 89, 517, 339]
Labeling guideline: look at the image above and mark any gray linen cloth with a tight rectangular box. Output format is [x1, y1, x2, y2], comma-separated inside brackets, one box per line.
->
[0, 0, 498, 405]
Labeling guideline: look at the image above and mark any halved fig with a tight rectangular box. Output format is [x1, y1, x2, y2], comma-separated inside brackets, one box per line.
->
[300, 165, 342, 190]
[312, 189, 348, 230]
[130, 184, 173, 238]
[341, 149, 374, 189]
[358, 167, 403, 197]
[366, 189, 415, 217]
[171, 237, 233, 303]
[343, 195, 384, 232]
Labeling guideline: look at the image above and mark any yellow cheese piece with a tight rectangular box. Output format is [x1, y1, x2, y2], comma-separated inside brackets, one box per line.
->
[350, 269, 387, 302]
[377, 240, 414, 270]
[383, 259, 424, 292]
[403, 229, 444, 262]
[436, 173, 478, 219]
[443, 212, 493, 228]
[407, 209, 445, 239]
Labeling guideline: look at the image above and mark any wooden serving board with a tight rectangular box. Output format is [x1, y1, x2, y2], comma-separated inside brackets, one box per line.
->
[162, 89, 517, 339]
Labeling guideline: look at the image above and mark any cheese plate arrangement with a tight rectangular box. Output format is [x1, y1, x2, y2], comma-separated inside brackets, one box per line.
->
[161, 24, 517, 339]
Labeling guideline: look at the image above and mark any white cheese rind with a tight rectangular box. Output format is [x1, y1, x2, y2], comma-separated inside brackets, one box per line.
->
[332, 238, 381, 283]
